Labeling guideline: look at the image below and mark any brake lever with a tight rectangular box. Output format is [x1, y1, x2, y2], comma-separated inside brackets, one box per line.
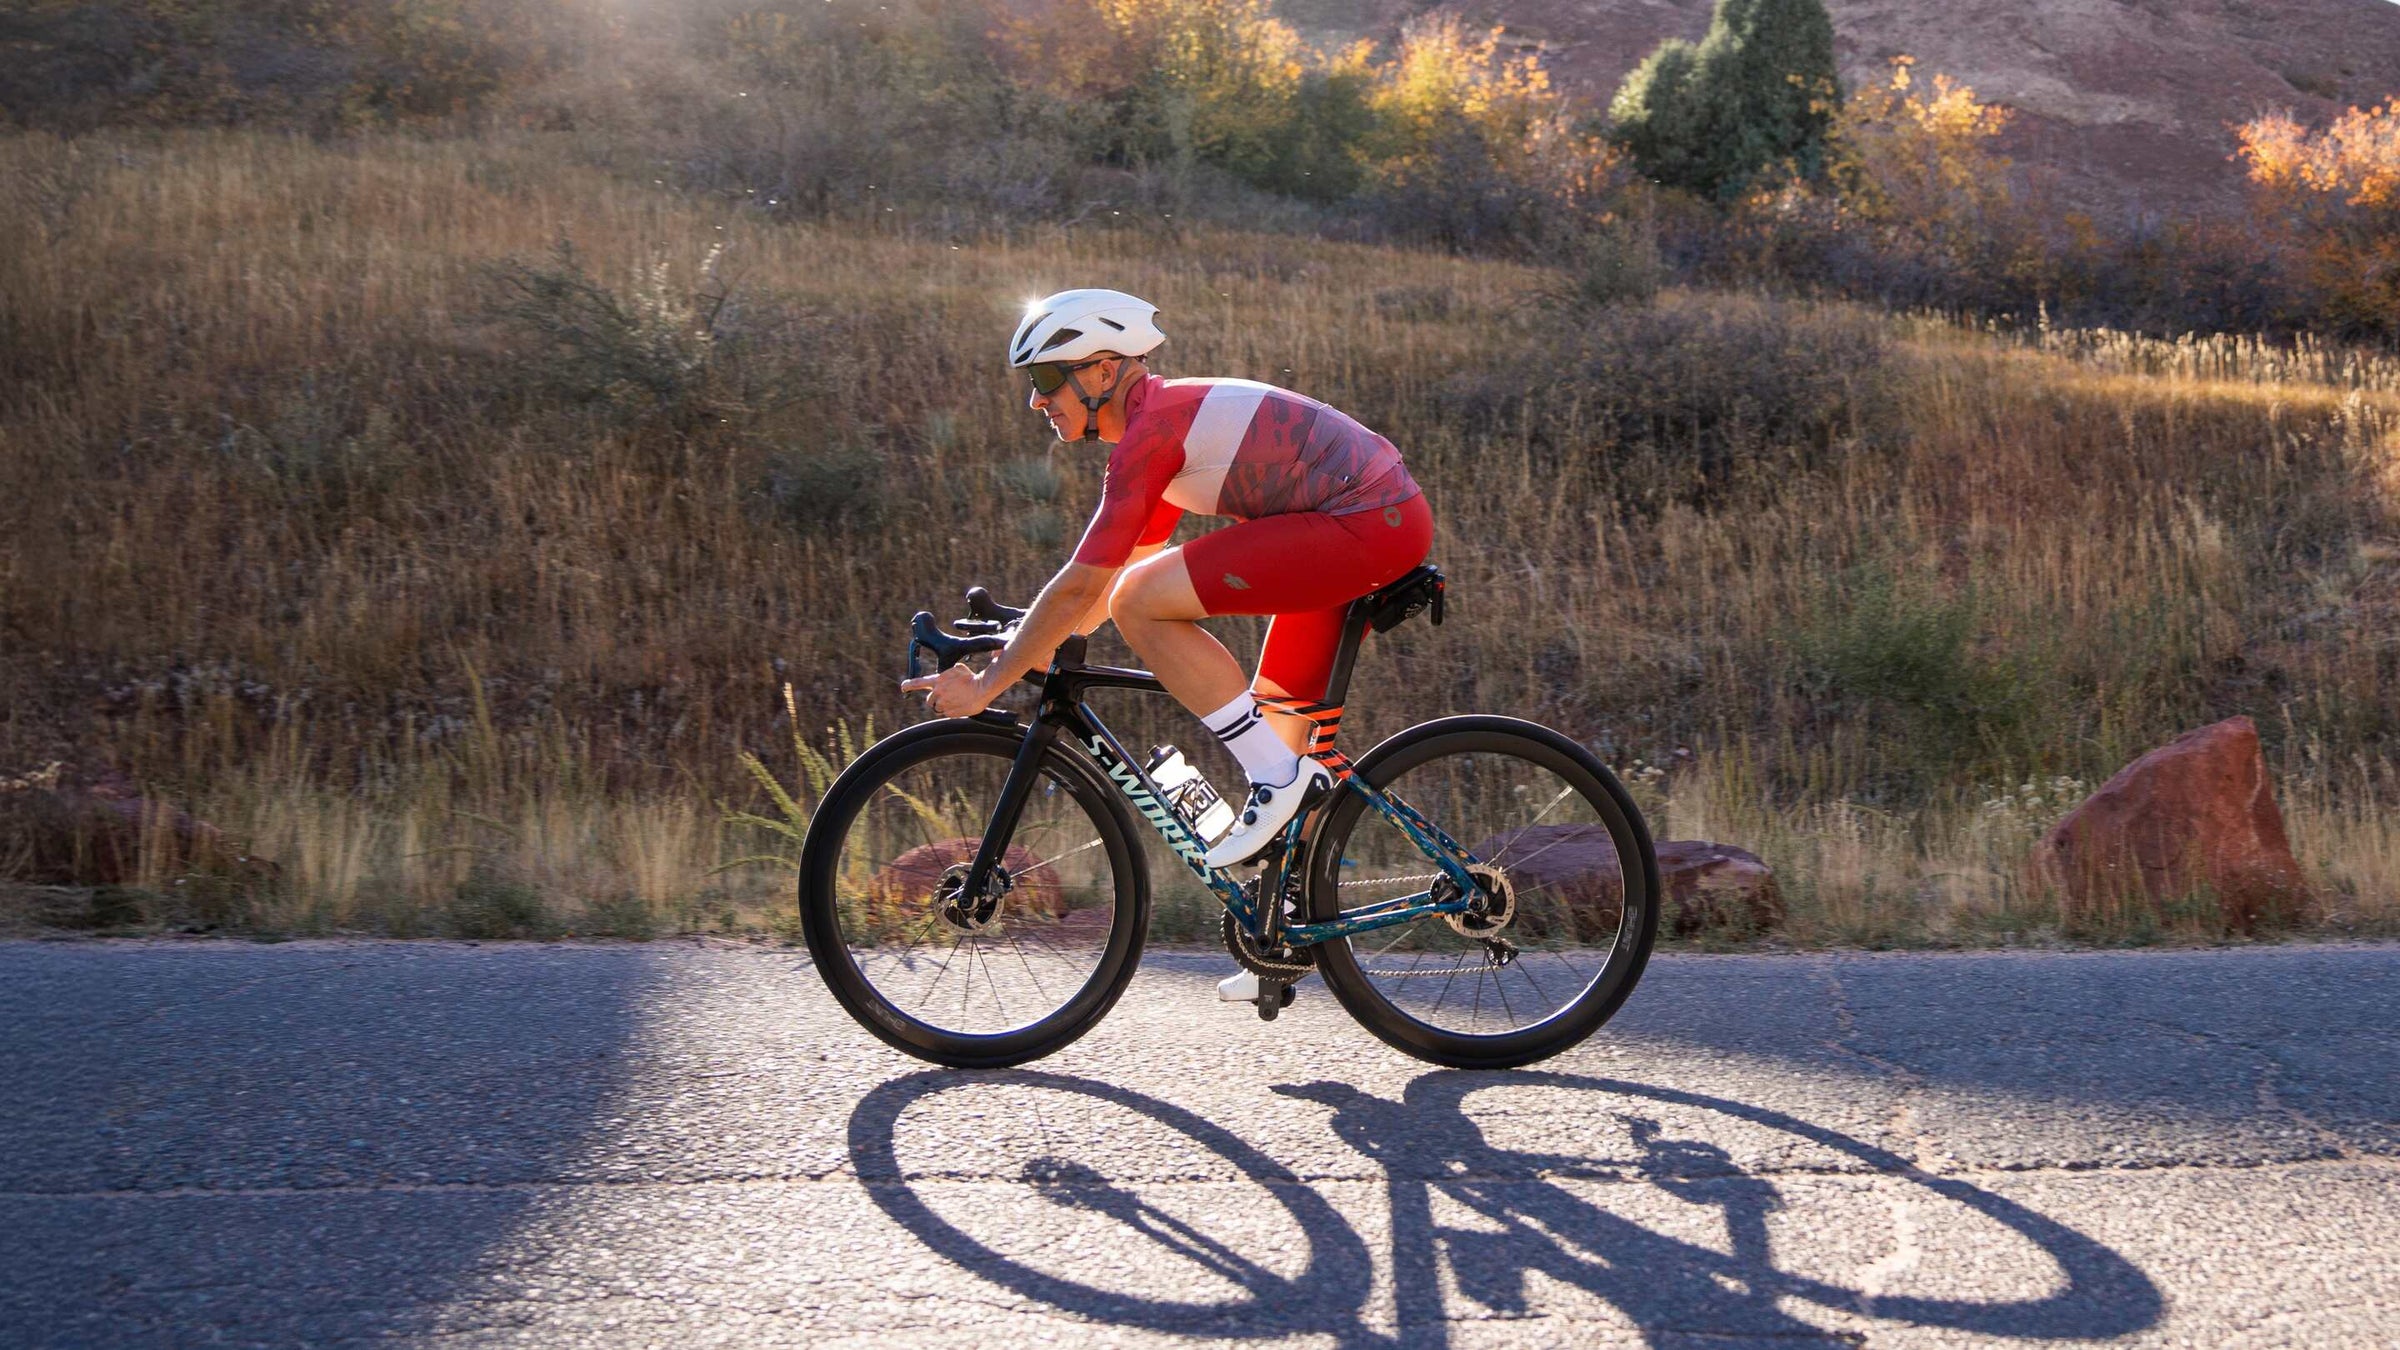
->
[907, 611, 941, 679]
[965, 586, 1029, 626]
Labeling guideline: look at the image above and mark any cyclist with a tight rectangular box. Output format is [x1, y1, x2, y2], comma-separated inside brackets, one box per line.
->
[900, 287, 1434, 868]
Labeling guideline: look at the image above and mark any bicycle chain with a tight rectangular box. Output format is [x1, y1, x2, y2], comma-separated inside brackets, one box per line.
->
[1360, 939, 1519, 979]
[1263, 863, 1519, 978]
[1335, 869, 1517, 975]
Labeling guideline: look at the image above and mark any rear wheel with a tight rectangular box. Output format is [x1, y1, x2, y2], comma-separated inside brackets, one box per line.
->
[1304, 716, 1658, 1069]
[799, 720, 1149, 1068]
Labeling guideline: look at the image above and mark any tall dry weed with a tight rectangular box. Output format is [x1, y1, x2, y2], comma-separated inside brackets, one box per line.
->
[1, 129, 2394, 940]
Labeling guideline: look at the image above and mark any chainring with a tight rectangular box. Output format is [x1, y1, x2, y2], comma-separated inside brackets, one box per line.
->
[1222, 875, 1313, 978]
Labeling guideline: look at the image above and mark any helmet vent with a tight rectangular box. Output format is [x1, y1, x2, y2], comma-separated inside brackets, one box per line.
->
[1098, 316, 1125, 330]
[1037, 327, 1083, 354]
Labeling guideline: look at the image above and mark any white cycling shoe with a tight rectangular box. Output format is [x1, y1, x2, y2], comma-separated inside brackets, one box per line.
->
[1201, 760, 1334, 870]
[1217, 970, 1262, 1002]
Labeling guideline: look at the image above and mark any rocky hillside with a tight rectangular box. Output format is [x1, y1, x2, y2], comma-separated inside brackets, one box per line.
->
[1279, 0, 2400, 219]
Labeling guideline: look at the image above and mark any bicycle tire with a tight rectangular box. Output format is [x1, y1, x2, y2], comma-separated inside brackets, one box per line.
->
[1304, 716, 1659, 1069]
[799, 718, 1151, 1068]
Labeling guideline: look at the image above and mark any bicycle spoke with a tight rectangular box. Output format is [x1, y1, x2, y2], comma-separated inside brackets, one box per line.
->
[1014, 834, 1106, 874]
[828, 738, 1125, 1038]
[1489, 962, 1519, 1028]
[916, 935, 964, 1009]
[1325, 739, 1645, 1046]
[1006, 932, 1050, 1003]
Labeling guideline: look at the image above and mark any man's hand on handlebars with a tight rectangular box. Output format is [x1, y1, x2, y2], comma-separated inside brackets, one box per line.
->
[899, 663, 1001, 719]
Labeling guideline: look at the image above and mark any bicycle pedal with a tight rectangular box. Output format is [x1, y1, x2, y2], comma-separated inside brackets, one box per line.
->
[1255, 980, 1296, 1021]
[1219, 971, 1296, 1019]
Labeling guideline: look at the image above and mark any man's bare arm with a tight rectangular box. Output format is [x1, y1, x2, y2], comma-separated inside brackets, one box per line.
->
[978, 561, 1119, 691]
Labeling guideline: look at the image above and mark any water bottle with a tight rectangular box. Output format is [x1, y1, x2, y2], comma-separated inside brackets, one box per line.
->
[1146, 745, 1235, 843]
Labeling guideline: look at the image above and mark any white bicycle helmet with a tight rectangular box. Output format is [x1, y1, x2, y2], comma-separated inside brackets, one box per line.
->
[1009, 289, 1165, 368]
[1009, 290, 1165, 442]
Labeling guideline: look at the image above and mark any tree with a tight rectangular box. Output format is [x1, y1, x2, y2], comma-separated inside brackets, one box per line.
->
[2237, 101, 2400, 339]
[1607, 0, 1840, 201]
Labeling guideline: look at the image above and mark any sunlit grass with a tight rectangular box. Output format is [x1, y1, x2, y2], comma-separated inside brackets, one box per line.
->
[2, 127, 2395, 944]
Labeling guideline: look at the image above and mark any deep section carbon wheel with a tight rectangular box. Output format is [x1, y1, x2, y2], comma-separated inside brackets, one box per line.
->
[1304, 716, 1659, 1069]
[799, 719, 1150, 1068]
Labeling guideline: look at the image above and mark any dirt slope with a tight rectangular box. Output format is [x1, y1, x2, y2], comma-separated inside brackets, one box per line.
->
[1278, 0, 2400, 219]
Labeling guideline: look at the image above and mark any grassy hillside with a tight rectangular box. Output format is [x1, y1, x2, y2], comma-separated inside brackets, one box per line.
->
[3, 128, 2396, 943]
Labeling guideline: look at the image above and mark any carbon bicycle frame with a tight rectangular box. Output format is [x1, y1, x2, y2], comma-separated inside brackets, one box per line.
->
[957, 657, 1484, 949]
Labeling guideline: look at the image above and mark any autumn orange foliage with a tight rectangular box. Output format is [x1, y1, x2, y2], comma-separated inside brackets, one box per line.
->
[2237, 102, 2400, 337]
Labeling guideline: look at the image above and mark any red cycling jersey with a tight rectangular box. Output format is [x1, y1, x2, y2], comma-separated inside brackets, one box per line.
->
[1070, 374, 1422, 568]
[1056, 371, 1433, 703]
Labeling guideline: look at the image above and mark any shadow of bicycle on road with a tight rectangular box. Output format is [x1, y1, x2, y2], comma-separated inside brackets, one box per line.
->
[850, 1068, 2163, 1347]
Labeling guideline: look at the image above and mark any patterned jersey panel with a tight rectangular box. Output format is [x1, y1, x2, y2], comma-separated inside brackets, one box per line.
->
[1222, 393, 1418, 522]
[1067, 373, 1420, 568]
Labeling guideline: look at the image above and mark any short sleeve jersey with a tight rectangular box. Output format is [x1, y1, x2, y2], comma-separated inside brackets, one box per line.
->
[1069, 374, 1422, 568]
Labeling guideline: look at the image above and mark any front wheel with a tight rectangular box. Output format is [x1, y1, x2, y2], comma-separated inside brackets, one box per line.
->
[799, 719, 1150, 1068]
[1304, 716, 1659, 1069]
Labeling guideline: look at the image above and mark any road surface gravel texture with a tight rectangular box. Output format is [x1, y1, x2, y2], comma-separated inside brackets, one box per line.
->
[1, 940, 2394, 1348]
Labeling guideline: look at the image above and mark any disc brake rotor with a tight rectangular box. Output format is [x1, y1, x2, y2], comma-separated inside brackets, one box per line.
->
[933, 862, 1010, 935]
[1437, 862, 1517, 938]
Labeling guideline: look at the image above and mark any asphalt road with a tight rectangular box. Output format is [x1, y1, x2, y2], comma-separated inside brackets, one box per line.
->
[2, 940, 2395, 1348]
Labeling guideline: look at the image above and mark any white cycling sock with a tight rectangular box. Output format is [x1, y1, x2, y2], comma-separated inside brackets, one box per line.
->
[1203, 692, 1301, 787]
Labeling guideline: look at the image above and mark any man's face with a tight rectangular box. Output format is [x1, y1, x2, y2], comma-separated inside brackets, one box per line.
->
[1026, 356, 1118, 442]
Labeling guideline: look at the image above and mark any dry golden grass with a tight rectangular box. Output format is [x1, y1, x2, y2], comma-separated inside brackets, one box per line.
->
[3, 128, 2395, 943]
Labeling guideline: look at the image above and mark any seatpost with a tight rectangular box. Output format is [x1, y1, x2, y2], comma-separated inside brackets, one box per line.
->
[1318, 607, 1375, 709]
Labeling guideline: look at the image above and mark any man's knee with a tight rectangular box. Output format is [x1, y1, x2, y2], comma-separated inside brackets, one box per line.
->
[1109, 554, 1191, 626]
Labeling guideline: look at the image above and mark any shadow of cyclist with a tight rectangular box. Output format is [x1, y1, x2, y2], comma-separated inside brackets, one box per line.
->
[1277, 1080, 1819, 1341]
[850, 1069, 2162, 1347]
[849, 1071, 1384, 1343]
[1277, 1072, 2162, 1344]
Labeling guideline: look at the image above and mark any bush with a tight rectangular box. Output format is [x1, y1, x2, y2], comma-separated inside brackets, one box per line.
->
[1356, 16, 1615, 251]
[0, 0, 593, 131]
[1608, 0, 1841, 201]
[2237, 101, 2400, 340]
[1786, 561, 2041, 778]
[757, 441, 888, 532]
[1549, 213, 1667, 308]
[446, 864, 550, 937]
[483, 238, 726, 422]
[1449, 292, 1892, 510]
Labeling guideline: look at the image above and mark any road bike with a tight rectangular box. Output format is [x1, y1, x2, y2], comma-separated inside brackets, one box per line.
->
[798, 564, 1659, 1069]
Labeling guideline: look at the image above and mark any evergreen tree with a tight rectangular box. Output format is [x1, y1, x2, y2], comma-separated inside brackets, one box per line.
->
[1608, 0, 1840, 200]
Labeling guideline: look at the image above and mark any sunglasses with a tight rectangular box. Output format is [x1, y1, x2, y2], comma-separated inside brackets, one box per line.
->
[1026, 357, 1109, 396]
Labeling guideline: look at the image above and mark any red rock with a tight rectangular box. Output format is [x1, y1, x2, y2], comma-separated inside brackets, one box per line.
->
[2036, 716, 2310, 931]
[1468, 825, 1782, 938]
[0, 765, 245, 886]
[867, 837, 1068, 920]
[1656, 840, 1785, 937]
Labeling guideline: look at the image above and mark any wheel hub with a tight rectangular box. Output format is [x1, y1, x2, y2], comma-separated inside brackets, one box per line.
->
[1437, 862, 1517, 937]
[933, 862, 1010, 934]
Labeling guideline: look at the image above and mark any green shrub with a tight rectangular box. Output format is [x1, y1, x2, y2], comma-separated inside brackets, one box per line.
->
[446, 865, 550, 938]
[1551, 214, 1667, 308]
[1446, 293, 1892, 509]
[1785, 561, 2047, 783]
[1608, 0, 1841, 201]
[758, 441, 889, 532]
[484, 238, 725, 422]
